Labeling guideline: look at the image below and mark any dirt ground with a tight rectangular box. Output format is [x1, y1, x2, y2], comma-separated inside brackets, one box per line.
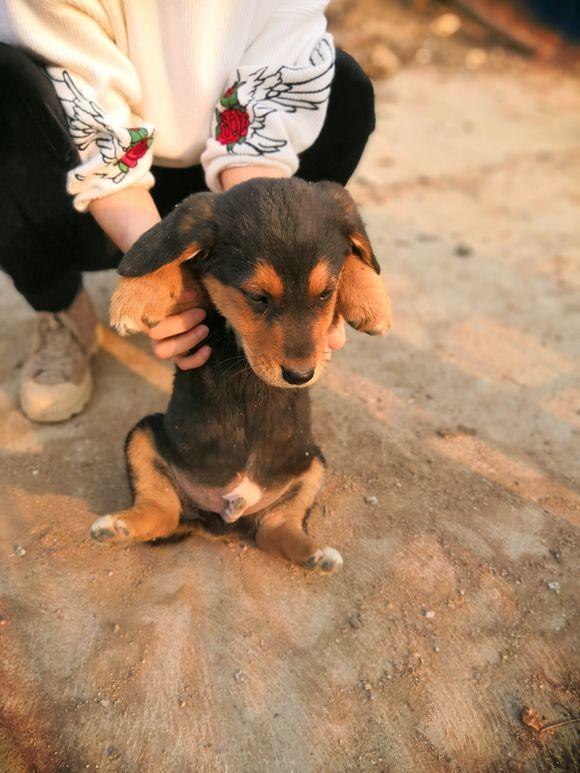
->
[1, 7, 579, 773]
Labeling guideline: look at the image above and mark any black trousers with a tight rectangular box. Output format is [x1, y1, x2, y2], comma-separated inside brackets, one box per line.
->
[0, 43, 375, 312]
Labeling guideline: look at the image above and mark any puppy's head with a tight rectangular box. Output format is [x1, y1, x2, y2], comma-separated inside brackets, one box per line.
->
[114, 178, 389, 388]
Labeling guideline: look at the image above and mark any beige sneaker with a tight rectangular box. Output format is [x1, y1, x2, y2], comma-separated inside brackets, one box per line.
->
[20, 289, 101, 423]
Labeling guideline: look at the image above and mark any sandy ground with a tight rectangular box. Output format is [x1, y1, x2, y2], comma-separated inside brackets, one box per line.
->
[1, 49, 579, 773]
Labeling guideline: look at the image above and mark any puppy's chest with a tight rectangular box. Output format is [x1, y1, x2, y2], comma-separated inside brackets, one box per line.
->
[169, 400, 311, 479]
[164, 372, 314, 519]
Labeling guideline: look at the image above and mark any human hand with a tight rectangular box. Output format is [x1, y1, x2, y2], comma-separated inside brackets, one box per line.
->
[327, 317, 346, 352]
[148, 288, 212, 370]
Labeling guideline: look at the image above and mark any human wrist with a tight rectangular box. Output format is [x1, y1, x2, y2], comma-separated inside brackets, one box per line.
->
[220, 164, 287, 191]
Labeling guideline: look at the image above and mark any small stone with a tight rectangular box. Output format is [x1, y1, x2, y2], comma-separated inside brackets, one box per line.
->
[233, 669, 243, 682]
[179, 699, 186, 708]
[112, 623, 120, 633]
[14, 545, 26, 557]
[108, 570, 114, 576]
[433, 645, 440, 653]
[547, 581, 561, 593]
[0, 617, 8, 627]
[363, 495, 379, 506]
[455, 243, 472, 257]
[423, 610, 436, 619]
[100, 699, 110, 707]
[348, 613, 363, 629]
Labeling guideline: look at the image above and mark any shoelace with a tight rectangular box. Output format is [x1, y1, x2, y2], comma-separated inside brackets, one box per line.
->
[32, 312, 85, 385]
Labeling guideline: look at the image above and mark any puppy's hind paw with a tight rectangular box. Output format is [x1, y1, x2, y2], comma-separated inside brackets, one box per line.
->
[90, 515, 131, 544]
[303, 546, 343, 573]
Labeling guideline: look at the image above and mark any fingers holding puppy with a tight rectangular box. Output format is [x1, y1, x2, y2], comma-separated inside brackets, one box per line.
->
[150, 318, 209, 360]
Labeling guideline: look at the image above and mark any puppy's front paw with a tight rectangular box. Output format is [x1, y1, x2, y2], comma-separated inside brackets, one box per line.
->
[346, 304, 392, 336]
[303, 546, 343, 573]
[90, 515, 132, 544]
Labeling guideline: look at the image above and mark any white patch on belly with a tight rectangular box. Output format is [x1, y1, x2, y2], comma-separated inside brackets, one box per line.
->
[221, 477, 263, 523]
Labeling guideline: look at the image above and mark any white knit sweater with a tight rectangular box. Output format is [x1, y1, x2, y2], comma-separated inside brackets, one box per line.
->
[1, 0, 334, 210]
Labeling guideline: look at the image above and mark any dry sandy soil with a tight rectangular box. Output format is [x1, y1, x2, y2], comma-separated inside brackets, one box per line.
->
[1, 16, 579, 773]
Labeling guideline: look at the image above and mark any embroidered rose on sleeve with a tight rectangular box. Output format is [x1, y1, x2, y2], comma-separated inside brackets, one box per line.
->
[215, 83, 250, 151]
[118, 128, 154, 173]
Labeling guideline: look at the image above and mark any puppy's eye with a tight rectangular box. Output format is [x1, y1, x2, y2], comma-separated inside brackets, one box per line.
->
[246, 292, 269, 313]
[319, 288, 334, 302]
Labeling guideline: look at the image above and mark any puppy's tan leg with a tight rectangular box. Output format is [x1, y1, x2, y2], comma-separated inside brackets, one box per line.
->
[255, 458, 342, 572]
[337, 253, 392, 335]
[90, 424, 181, 544]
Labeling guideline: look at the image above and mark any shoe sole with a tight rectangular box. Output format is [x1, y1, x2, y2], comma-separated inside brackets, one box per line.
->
[21, 370, 94, 423]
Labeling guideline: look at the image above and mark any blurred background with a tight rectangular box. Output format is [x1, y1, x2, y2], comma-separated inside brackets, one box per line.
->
[328, 0, 580, 77]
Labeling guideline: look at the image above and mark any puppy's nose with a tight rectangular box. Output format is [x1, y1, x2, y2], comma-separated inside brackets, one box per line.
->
[281, 367, 315, 385]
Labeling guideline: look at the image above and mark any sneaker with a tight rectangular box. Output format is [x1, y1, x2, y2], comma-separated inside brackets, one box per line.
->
[20, 289, 101, 423]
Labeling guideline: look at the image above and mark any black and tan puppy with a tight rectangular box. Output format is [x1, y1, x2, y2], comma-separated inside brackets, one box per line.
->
[90, 178, 391, 572]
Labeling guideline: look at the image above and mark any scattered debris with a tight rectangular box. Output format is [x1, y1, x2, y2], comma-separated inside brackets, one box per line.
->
[521, 706, 580, 734]
[465, 48, 488, 69]
[363, 495, 379, 506]
[546, 581, 561, 593]
[455, 242, 473, 257]
[431, 13, 462, 38]
[14, 545, 26, 557]
[436, 425, 477, 438]
[369, 43, 400, 78]
[416, 47, 433, 65]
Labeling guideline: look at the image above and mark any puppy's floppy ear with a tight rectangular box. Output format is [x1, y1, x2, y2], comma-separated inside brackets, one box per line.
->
[316, 181, 380, 274]
[111, 192, 217, 335]
[316, 181, 392, 336]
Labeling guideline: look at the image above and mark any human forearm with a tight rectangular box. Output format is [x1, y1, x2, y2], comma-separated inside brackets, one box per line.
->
[89, 187, 160, 253]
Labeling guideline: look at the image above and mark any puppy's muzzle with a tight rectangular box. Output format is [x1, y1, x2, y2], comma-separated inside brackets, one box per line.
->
[281, 367, 315, 386]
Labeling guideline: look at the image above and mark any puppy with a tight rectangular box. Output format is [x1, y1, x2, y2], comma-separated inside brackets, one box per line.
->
[91, 179, 391, 572]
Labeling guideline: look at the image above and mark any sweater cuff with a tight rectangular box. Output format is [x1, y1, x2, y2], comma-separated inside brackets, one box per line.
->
[70, 168, 155, 212]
